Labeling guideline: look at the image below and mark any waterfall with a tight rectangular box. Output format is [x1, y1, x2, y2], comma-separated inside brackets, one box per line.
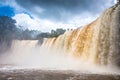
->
[41, 4, 120, 68]
[0, 4, 120, 73]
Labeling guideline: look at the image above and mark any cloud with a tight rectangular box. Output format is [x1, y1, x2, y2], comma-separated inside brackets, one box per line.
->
[0, 0, 114, 32]
[15, 0, 114, 21]
[114, 0, 117, 4]
[12, 13, 41, 30]
[13, 13, 97, 32]
[13, 13, 75, 32]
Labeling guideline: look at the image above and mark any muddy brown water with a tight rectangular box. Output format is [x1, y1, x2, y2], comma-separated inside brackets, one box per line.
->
[0, 69, 120, 80]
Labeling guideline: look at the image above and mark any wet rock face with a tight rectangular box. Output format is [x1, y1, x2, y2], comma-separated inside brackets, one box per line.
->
[108, 4, 120, 68]
[114, 5, 120, 67]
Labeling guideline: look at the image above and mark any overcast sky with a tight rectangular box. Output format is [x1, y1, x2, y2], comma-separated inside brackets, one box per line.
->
[0, 0, 115, 32]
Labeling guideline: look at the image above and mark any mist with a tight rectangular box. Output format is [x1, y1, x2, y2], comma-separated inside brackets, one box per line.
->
[0, 40, 119, 75]
[0, 40, 78, 69]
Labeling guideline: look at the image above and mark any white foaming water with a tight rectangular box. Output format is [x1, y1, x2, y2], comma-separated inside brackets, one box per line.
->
[0, 4, 120, 75]
[0, 40, 82, 70]
[0, 40, 119, 75]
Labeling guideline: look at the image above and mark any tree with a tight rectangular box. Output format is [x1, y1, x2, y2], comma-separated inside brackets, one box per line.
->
[36, 28, 66, 40]
[0, 16, 18, 53]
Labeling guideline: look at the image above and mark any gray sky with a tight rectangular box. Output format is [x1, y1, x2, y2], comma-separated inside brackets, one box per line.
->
[15, 0, 114, 21]
[0, 0, 115, 32]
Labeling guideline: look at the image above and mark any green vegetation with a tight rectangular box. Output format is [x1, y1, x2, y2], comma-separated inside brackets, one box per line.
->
[36, 28, 66, 39]
[0, 16, 18, 53]
[0, 16, 67, 51]
[36, 28, 66, 45]
[0, 16, 66, 41]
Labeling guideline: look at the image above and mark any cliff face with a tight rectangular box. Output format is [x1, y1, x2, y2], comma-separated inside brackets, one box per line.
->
[41, 4, 120, 67]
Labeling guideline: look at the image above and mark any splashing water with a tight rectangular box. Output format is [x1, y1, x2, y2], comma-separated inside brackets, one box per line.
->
[0, 4, 120, 74]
